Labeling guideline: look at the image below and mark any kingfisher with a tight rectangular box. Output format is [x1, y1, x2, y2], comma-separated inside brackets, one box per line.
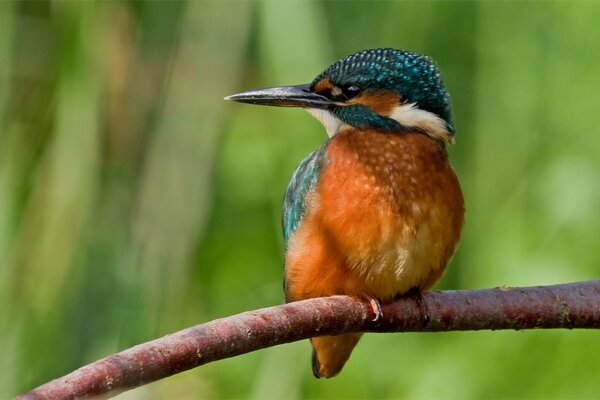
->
[225, 48, 464, 378]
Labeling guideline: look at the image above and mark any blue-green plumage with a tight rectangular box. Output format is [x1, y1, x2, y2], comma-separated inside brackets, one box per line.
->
[333, 104, 403, 132]
[282, 143, 329, 246]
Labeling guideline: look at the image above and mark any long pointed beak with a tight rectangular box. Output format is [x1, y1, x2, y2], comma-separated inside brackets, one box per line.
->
[224, 84, 333, 109]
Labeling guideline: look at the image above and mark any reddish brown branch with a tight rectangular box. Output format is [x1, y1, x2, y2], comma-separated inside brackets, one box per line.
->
[18, 280, 600, 399]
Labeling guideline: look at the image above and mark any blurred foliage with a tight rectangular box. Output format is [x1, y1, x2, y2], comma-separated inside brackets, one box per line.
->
[1, 1, 600, 398]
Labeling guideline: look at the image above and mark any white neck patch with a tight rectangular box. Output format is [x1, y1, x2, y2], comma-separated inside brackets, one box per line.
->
[306, 103, 453, 143]
[388, 103, 453, 144]
[306, 108, 351, 137]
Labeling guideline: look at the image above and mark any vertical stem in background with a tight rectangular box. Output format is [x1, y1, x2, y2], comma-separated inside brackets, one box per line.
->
[0, 0, 12, 118]
[0, 0, 15, 294]
[259, 1, 332, 83]
[0, 1, 101, 394]
[8, 0, 101, 314]
[131, 1, 254, 332]
[468, 2, 544, 286]
[0, 2, 17, 395]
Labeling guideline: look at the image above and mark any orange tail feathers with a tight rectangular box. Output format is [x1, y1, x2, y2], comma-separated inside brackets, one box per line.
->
[311, 333, 363, 378]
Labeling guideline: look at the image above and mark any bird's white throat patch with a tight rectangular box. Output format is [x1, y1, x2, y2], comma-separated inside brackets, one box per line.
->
[388, 103, 453, 144]
[306, 108, 350, 137]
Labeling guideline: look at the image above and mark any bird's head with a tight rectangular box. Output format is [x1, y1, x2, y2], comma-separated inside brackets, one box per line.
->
[226, 48, 454, 144]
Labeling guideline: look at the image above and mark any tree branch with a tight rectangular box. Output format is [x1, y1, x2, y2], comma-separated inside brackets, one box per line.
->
[18, 280, 600, 399]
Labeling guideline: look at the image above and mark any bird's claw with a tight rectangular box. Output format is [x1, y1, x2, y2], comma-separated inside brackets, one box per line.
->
[369, 298, 383, 323]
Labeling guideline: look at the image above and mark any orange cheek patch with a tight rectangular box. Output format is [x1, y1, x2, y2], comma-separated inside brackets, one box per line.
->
[348, 91, 401, 115]
[313, 78, 335, 93]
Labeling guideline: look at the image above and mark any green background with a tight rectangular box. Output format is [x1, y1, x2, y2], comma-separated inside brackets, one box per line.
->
[2, 1, 599, 398]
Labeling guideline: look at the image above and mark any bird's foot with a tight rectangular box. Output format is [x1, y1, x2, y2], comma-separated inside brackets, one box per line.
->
[369, 298, 383, 324]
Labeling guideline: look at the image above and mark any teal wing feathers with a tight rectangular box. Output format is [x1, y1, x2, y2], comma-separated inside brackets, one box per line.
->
[282, 143, 329, 246]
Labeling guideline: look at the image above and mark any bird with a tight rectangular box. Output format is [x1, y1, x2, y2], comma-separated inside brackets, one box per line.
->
[225, 48, 464, 378]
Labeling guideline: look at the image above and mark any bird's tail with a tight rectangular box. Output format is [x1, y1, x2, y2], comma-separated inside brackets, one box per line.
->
[311, 333, 363, 378]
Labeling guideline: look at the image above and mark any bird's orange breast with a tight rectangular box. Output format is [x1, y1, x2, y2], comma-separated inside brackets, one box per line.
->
[284, 129, 464, 302]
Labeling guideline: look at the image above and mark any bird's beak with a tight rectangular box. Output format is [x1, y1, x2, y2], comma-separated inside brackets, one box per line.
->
[225, 84, 333, 109]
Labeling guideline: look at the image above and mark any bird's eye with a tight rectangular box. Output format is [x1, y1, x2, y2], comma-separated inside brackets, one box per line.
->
[342, 85, 361, 99]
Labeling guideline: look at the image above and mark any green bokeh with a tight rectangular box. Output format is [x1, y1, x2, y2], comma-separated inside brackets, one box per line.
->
[1, 1, 599, 398]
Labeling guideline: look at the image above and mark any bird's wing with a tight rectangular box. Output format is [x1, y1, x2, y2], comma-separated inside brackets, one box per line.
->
[282, 143, 329, 247]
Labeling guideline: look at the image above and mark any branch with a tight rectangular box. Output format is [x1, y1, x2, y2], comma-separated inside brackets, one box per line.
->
[18, 280, 600, 399]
